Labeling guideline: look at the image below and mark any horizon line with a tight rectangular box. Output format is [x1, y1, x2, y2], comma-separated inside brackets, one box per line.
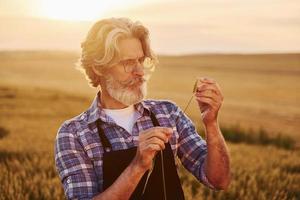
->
[0, 49, 300, 56]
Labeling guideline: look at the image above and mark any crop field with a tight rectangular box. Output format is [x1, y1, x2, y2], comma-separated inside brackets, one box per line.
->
[0, 51, 299, 199]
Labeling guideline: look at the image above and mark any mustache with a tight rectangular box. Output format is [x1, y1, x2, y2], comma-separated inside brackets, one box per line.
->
[120, 77, 146, 86]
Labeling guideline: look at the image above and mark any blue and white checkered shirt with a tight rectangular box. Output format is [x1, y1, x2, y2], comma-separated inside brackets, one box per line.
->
[55, 93, 215, 199]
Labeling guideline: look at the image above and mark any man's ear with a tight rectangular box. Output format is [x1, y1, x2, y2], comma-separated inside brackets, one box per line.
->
[92, 65, 102, 76]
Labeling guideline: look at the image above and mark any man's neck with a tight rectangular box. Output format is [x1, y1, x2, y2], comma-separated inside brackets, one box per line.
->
[100, 89, 128, 109]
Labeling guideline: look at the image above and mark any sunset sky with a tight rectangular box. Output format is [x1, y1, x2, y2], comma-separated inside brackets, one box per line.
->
[0, 0, 299, 54]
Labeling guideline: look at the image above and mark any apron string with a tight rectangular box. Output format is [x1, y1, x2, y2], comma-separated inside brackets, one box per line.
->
[96, 119, 112, 152]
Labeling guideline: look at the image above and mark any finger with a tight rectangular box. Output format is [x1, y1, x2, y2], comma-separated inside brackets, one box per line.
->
[147, 132, 170, 143]
[196, 92, 219, 103]
[198, 77, 216, 84]
[143, 127, 172, 141]
[148, 135, 170, 144]
[146, 137, 166, 150]
[196, 96, 217, 107]
[196, 90, 218, 99]
[198, 83, 224, 102]
[147, 127, 173, 135]
[215, 83, 224, 100]
[147, 144, 162, 152]
[196, 91, 223, 103]
[197, 84, 220, 95]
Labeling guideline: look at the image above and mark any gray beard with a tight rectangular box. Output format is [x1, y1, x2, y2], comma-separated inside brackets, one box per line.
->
[105, 75, 147, 106]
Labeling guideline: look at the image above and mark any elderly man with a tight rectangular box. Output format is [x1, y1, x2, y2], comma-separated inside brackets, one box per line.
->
[55, 17, 230, 200]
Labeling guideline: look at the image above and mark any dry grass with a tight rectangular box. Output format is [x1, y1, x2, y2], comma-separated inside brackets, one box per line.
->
[0, 51, 299, 199]
[151, 54, 300, 143]
[179, 144, 300, 200]
[1, 51, 299, 142]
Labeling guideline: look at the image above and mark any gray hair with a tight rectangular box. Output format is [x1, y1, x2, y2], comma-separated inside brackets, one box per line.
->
[76, 17, 158, 88]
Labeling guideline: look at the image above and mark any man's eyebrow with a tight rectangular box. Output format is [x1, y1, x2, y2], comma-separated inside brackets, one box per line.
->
[121, 55, 145, 60]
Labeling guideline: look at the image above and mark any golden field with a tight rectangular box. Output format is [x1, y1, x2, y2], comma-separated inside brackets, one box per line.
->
[0, 51, 299, 199]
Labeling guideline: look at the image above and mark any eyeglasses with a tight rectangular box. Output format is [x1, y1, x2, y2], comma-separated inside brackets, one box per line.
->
[118, 57, 145, 73]
[118, 57, 155, 73]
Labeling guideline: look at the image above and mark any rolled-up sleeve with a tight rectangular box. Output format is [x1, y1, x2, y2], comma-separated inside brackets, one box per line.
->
[55, 123, 99, 199]
[174, 106, 216, 189]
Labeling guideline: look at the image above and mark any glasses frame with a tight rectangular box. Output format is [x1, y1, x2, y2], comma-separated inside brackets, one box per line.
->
[119, 57, 146, 73]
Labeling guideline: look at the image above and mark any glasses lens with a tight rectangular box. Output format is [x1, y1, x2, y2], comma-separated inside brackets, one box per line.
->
[123, 58, 153, 73]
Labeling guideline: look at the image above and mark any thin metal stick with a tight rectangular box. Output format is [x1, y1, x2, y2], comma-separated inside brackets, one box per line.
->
[142, 157, 155, 194]
[183, 93, 195, 113]
[161, 150, 167, 200]
[142, 81, 197, 198]
[159, 92, 196, 200]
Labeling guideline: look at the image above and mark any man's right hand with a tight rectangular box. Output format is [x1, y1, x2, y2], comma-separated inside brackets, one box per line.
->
[92, 127, 173, 200]
[132, 127, 173, 172]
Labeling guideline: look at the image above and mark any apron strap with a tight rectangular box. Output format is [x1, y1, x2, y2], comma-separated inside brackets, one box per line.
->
[97, 111, 159, 151]
[96, 111, 160, 152]
[96, 119, 112, 152]
[149, 111, 168, 200]
[150, 111, 160, 127]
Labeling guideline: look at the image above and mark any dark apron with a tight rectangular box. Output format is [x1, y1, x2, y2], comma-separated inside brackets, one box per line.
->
[96, 111, 185, 200]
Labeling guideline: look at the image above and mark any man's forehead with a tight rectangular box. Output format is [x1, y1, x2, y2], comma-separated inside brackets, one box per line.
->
[119, 51, 144, 60]
[117, 37, 144, 60]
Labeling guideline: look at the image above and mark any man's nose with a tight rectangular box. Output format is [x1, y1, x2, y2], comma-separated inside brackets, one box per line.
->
[132, 64, 144, 76]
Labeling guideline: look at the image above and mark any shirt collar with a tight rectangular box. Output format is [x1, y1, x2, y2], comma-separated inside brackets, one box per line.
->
[86, 91, 151, 125]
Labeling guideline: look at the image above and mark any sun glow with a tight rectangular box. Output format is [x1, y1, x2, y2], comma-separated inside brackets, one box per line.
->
[40, 0, 139, 21]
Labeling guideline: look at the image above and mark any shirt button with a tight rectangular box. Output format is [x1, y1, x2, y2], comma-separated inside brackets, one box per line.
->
[67, 178, 71, 184]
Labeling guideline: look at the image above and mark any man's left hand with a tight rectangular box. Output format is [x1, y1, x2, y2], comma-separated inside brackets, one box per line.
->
[195, 77, 224, 126]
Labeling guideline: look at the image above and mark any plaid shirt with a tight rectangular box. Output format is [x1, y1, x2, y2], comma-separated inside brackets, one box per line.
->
[55, 93, 215, 199]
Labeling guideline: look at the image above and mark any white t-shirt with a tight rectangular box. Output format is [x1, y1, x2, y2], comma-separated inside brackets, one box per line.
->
[103, 105, 141, 134]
